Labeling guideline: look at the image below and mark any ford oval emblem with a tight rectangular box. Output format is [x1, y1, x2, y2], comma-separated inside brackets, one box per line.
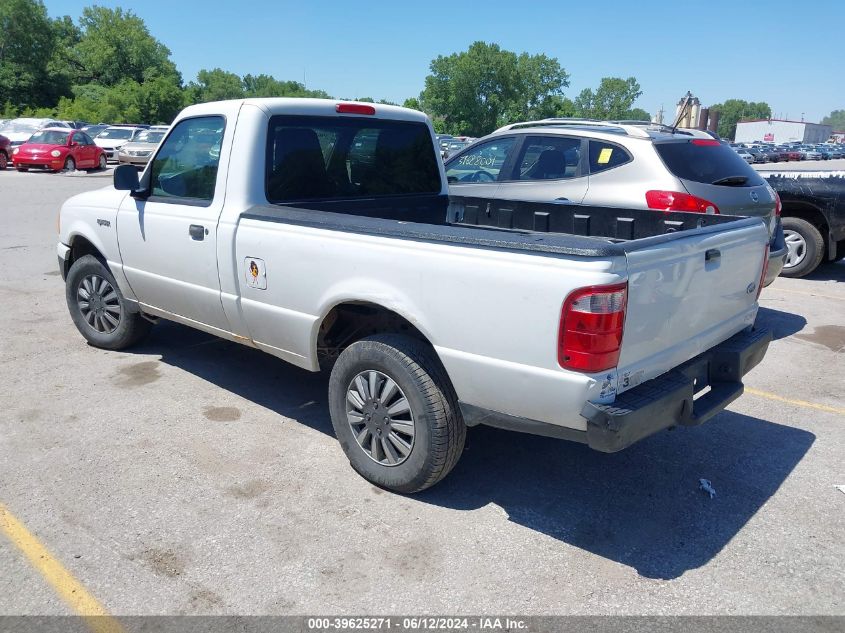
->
[750, 191, 759, 203]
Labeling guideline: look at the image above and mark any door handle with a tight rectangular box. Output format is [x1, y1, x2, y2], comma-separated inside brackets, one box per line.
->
[705, 248, 721, 262]
[189, 224, 207, 241]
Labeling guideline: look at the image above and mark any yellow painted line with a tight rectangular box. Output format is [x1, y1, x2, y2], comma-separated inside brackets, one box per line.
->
[745, 387, 845, 415]
[0, 502, 124, 633]
[766, 287, 845, 301]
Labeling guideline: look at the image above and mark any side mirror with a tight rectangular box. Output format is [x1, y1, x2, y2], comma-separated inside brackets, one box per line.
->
[114, 164, 142, 193]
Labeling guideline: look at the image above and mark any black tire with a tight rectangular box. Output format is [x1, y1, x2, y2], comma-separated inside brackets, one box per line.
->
[65, 254, 152, 350]
[97, 154, 107, 170]
[328, 334, 465, 493]
[63, 156, 76, 172]
[0, 151, 7, 170]
[16, 166, 28, 172]
[781, 217, 825, 278]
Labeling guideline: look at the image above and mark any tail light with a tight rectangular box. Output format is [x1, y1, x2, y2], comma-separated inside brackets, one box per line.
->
[774, 191, 782, 217]
[756, 244, 769, 300]
[645, 190, 720, 214]
[559, 283, 627, 372]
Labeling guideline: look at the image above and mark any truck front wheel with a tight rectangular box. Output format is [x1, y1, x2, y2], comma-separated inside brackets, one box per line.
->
[328, 334, 466, 493]
[781, 217, 825, 278]
[65, 255, 152, 350]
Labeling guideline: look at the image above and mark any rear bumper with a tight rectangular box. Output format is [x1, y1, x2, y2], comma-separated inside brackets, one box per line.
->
[460, 327, 771, 452]
[582, 326, 772, 452]
[765, 220, 787, 286]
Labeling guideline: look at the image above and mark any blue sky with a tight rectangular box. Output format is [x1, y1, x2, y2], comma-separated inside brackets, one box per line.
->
[46, 0, 843, 123]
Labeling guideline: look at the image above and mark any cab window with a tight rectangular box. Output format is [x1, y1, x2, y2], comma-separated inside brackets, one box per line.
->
[445, 138, 515, 184]
[149, 116, 224, 204]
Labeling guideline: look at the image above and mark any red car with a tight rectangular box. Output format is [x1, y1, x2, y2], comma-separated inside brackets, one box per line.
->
[0, 134, 10, 170]
[11, 128, 107, 172]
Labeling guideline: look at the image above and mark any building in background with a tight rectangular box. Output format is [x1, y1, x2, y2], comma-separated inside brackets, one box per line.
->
[735, 119, 833, 144]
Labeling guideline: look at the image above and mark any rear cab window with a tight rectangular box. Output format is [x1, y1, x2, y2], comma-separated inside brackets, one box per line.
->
[265, 115, 441, 202]
[654, 140, 765, 187]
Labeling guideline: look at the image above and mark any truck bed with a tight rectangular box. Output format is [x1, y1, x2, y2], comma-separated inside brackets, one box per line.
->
[242, 194, 763, 258]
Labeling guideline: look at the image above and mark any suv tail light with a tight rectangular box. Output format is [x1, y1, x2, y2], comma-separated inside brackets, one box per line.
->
[646, 190, 720, 214]
[774, 191, 782, 217]
[559, 283, 627, 372]
[756, 244, 769, 300]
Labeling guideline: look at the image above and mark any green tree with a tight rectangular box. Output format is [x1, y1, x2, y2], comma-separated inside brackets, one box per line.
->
[627, 107, 651, 121]
[573, 77, 643, 119]
[403, 97, 422, 111]
[185, 68, 244, 103]
[72, 6, 179, 86]
[822, 110, 845, 130]
[420, 42, 569, 136]
[0, 0, 56, 109]
[710, 99, 771, 140]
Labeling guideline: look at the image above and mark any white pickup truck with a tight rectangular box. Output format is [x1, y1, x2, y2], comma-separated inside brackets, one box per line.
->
[58, 99, 772, 492]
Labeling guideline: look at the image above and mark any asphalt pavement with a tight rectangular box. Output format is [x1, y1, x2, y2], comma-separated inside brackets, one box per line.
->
[0, 168, 842, 616]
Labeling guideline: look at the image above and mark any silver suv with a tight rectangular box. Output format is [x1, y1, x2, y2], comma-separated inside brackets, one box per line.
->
[444, 119, 787, 285]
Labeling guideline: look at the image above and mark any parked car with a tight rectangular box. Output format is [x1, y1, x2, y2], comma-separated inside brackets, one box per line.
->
[743, 147, 768, 163]
[117, 128, 166, 167]
[779, 147, 803, 161]
[444, 118, 786, 285]
[441, 140, 470, 160]
[766, 173, 845, 277]
[759, 147, 780, 162]
[81, 123, 109, 138]
[11, 128, 107, 173]
[735, 149, 755, 164]
[799, 147, 822, 161]
[0, 118, 62, 147]
[0, 134, 10, 170]
[94, 126, 146, 162]
[56, 98, 773, 493]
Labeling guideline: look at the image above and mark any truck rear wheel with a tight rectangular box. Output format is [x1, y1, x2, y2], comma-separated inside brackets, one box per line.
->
[65, 255, 152, 350]
[781, 217, 824, 278]
[328, 334, 465, 493]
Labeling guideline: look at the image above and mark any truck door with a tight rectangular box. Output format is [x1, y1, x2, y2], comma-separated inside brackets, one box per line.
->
[116, 115, 231, 332]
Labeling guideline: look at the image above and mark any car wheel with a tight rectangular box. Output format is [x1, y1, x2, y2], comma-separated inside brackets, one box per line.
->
[0, 151, 7, 170]
[98, 154, 107, 170]
[65, 255, 152, 350]
[781, 217, 825, 278]
[328, 334, 466, 493]
[63, 156, 76, 172]
[16, 166, 28, 172]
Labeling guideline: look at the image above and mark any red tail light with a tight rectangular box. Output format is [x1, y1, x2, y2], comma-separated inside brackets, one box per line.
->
[691, 139, 721, 146]
[774, 191, 782, 217]
[646, 190, 720, 214]
[336, 103, 375, 115]
[756, 244, 769, 300]
[559, 283, 627, 372]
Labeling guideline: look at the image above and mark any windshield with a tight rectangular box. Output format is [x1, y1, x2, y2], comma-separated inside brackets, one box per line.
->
[27, 130, 70, 145]
[97, 128, 134, 140]
[134, 130, 165, 144]
[0, 121, 40, 134]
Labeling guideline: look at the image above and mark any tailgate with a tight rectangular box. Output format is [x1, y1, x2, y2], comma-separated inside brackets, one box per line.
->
[615, 219, 768, 394]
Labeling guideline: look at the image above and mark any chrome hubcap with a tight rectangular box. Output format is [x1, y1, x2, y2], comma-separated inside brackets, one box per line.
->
[77, 274, 121, 333]
[783, 230, 806, 268]
[346, 370, 415, 466]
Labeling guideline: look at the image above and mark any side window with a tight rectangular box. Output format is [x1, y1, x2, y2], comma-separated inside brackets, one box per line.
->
[445, 137, 515, 184]
[149, 116, 224, 204]
[589, 141, 631, 174]
[514, 136, 581, 180]
[77, 133, 93, 145]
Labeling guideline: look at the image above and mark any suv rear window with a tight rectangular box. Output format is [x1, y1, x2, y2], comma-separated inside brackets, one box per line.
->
[655, 140, 764, 187]
[266, 115, 440, 202]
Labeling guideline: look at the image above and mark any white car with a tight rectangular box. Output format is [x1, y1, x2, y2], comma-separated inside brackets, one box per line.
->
[735, 149, 755, 164]
[93, 126, 146, 162]
[0, 117, 66, 147]
[57, 99, 772, 492]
